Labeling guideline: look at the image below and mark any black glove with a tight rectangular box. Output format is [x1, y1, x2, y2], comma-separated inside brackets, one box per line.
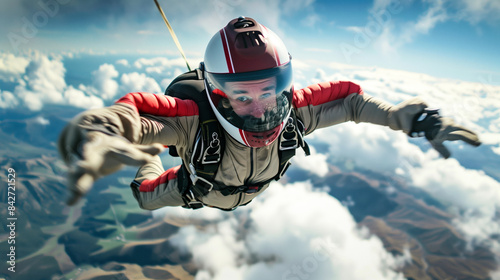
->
[409, 108, 481, 158]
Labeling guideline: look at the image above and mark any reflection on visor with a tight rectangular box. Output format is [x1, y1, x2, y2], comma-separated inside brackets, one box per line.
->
[224, 94, 290, 132]
[206, 63, 293, 133]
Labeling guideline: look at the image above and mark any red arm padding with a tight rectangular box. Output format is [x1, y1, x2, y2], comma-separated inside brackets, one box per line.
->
[139, 165, 180, 193]
[116, 92, 199, 117]
[293, 81, 363, 109]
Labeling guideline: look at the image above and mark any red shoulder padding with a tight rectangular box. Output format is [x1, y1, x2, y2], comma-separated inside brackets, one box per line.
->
[293, 81, 364, 108]
[139, 165, 180, 192]
[116, 92, 199, 117]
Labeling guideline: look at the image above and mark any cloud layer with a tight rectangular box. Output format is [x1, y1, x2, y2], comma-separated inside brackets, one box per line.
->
[293, 61, 500, 269]
[165, 182, 407, 280]
[2, 51, 500, 277]
[0, 52, 104, 110]
[0, 52, 171, 111]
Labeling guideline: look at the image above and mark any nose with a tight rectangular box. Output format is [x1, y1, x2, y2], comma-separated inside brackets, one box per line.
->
[249, 101, 266, 118]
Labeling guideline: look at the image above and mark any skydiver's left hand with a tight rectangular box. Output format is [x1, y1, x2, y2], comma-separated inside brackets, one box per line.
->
[409, 109, 481, 158]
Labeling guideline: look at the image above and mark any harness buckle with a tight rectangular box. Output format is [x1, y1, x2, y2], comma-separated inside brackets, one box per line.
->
[201, 132, 221, 164]
[189, 164, 214, 192]
[279, 117, 298, 151]
[181, 189, 205, 209]
[278, 161, 292, 179]
[185, 201, 204, 209]
[189, 174, 214, 192]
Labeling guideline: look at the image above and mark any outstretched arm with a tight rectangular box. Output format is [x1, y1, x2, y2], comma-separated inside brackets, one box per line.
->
[58, 92, 199, 205]
[294, 81, 481, 158]
[58, 103, 165, 205]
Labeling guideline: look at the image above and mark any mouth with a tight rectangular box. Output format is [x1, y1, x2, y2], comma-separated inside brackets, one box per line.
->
[251, 131, 277, 139]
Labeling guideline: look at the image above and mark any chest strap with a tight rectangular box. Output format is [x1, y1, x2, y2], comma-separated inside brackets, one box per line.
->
[180, 110, 310, 209]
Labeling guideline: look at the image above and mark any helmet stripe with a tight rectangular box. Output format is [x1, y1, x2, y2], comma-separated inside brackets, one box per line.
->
[239, 129, 250, 146]
[220, 29, 235, 73]
[273, 44, 281, 66]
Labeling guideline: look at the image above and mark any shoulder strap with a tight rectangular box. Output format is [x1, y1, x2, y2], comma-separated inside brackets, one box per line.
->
[275, 109, 310, 180]
[164, 68, 225, 180]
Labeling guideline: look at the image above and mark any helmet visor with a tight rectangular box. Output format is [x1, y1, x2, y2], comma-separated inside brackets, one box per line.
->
[206, 63, 293, 133]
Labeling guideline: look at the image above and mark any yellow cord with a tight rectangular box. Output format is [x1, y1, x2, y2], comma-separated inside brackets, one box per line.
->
[154, 0, 192, 71]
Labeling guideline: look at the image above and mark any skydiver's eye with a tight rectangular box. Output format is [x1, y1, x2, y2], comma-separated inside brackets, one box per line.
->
[236, 96, 252, 103]
[260, 93, 272, 99]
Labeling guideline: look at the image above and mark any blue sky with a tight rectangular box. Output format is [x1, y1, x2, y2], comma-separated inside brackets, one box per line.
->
[1, 0, 499, 85]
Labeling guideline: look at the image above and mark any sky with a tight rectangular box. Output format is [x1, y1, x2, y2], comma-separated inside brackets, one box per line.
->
[2, 0, 500, 279]
[0, 0, 499, 85]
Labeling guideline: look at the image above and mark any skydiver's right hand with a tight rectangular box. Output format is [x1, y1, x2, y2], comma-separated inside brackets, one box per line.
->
[58, 125, 164, 206]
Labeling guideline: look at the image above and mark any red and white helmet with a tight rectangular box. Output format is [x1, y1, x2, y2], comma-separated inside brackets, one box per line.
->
[203, 16, 293, 148]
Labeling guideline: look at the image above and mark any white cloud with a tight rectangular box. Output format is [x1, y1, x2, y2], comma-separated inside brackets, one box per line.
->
[0, 53, 203, 110]
[454, 0, 500, 24]
[133, 57, 193, 78]
[133, 57, 186, 70]
[373, 0, 448, 50]
[411, 155, 500, 212]
[34, 116, 49, 126]
[120, 72, 161, 94]
[116, 59, 129, 67]
[343, 26, 364, 33]
[311, 122, 424, 176]
[170, 181, 405, 280]
[413, 0, 448, 34]
[0, 52, 108, 111]
[63, 85, 104, 109]
[19, 90, 44, 111]
[371, 0, 397, 13]
[301, 13, 321, 27]
[408, 154, 500, 254]
[92, 63, 119, 100]
[291, 144, 329, 177]
[0, 52, 29, 82]
[492, 145, 500, 156]
[300, 62, 500, 272]
[26, 54, 66, 102]
[0, 90, 18, 108]
[13, 53, 67, 110]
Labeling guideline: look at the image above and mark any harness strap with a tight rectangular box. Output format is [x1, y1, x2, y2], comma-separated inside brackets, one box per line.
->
[193, 119, 223, 177]
[275, 109, 310, 180]
[178, 98, 309, 209]
[175, 164, 204, 209]
[213, 180, 272, 196]
[181, 110, 310, 209]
